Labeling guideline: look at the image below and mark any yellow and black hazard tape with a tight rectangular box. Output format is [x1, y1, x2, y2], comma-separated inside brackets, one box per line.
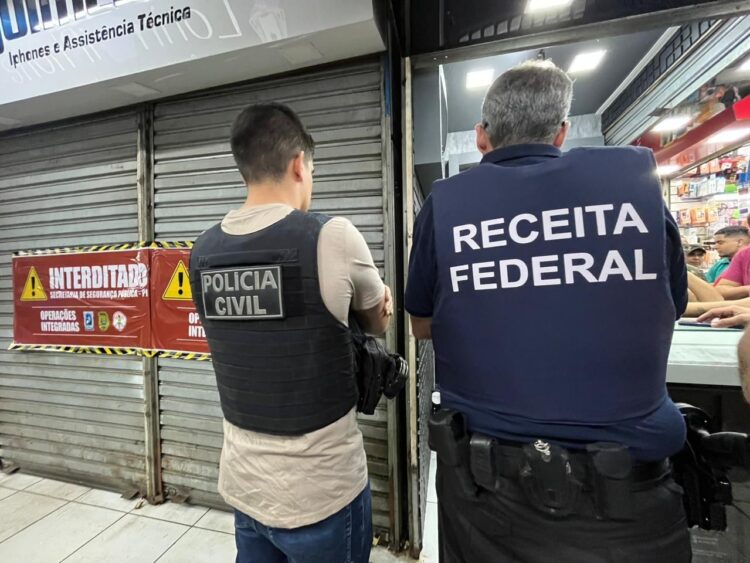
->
[9, 343, 140, 356]
[158, 350, 211, 361]
[10, 343, 212, 361]
[14, 242, 149, 256]
[14, 241, 197, 256]
[81, 243, 148, 253]
[149, 241, 194, 249]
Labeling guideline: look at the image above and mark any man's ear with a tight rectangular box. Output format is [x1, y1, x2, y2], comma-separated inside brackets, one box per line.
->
[553, 121, 570, 149]
[475, 124, 492, 155]
[291, 152, 305, 181]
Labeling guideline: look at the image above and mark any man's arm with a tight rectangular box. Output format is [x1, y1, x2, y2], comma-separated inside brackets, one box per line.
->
[353, 285, 392, 336]
[338, 219, 393, 337]
[684, 299, 742, 317]
[410, 316, 432, 340]
[319, 217, 392, 337]
[688, 271, 725, 302]
[405, 196, 437, 340]
[715, 279, 750, 300]
[698, 305, 750, 403]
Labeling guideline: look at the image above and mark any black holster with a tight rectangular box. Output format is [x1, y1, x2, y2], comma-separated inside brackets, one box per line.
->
[349, 315, 408, 415]
[586, 442, 635, 521]
[428, 409, 477, 497]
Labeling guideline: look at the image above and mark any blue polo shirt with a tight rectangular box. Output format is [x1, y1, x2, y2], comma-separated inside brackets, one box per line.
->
[405, 145, 687, 461]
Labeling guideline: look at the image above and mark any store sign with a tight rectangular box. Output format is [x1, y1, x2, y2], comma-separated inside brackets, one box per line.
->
[0, 0, 377, 105]
[150, 247, 209, 355]
[11, 244, 211, 357]
[12, 247, 152, 350]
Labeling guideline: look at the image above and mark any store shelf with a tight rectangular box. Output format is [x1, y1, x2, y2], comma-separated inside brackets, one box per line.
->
[675, 192, 749, 202]
[655, 96, 750, 173]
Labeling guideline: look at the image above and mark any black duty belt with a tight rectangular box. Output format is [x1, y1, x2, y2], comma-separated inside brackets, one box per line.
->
[471, 434, 672, 488]
[429, 408, 671, 519]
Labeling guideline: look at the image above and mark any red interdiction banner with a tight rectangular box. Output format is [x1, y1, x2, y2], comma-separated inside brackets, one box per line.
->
[150, 248, 209, 355]
[12, 248, 152, 350]
[11, 244, 210, 359]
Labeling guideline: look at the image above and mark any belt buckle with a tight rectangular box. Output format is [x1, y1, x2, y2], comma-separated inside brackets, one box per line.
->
[519, 440, 581, 517]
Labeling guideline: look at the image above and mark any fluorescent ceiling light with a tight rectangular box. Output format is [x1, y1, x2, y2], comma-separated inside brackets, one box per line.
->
[707, 128, 750, 144]
[653, 116, 692, 133]
[568, 50, 606, 74]
[740, 57, 750, 71]
[657, 165, 680, 176]
[526, 0, 573, 13]
[466, 69, 494, 89]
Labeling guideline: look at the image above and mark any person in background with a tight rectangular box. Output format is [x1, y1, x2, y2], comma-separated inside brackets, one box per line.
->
[685, 245, 707, 280]
[706, 226, 750, 283]
[685, 245, 707, 267]
[697, 305, 750, 404]
[715, 237, 750, 299]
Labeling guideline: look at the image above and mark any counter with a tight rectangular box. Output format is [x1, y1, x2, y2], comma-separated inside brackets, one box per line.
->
[667, 324, 743, 387]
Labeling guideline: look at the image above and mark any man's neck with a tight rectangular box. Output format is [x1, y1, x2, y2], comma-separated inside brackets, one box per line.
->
[241, 183, 301, 211]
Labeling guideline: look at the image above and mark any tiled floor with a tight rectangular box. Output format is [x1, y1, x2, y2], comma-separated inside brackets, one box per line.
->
[0, 471, 430, 562]
[419, 453, 439, 563]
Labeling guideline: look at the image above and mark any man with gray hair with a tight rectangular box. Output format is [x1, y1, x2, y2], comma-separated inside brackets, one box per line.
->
[406, 60, 690, 561]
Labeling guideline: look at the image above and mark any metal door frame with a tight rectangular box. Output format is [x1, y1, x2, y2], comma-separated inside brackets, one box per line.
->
[136, 104, 164, 504]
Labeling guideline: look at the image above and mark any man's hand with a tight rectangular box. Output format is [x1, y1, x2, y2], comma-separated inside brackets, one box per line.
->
[383, 285, 393, 318]
[410, 316, 432, 340]
[697, 305, 750, 328]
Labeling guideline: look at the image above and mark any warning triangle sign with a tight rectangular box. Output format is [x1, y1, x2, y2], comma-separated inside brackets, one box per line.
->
[20, 266, 48, 301]
[162, 260, 193, 301]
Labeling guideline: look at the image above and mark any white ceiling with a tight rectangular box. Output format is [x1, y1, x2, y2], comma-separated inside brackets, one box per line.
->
[442, 28, 667, 133]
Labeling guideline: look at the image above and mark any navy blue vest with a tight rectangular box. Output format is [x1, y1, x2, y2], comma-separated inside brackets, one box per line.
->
[431, 146, 676, 425]
[189, 211, 358, 435]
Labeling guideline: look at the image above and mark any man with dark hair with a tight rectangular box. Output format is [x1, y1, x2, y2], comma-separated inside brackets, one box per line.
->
[406, 60, 689, 562]
[706, 226, 750, 283]
[189, 103, 391, 562]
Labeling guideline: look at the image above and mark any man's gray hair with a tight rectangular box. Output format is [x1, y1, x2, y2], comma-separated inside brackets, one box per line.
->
[481, 60, 573, 148]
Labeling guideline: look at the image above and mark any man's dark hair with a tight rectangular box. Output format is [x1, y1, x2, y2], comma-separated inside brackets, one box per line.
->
[230, 103, 315, 184]
[714, 226, 750, 238]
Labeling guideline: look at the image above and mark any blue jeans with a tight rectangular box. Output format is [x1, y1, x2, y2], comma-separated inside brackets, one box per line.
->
[234, 485, 372, 563]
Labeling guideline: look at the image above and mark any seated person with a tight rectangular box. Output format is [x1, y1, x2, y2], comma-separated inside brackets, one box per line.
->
[685, 245, 707, 280]
[715, 244, 750, 299]
[706, 226, 750, 283]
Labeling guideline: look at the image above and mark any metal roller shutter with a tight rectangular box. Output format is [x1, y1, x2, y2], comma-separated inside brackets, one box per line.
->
[152, 60, 396, 534]
[0, 113, 146, 491]
[410, 184, 436, 549]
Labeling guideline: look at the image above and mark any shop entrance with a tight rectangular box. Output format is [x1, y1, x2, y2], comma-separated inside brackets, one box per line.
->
[404, 6, 750, 559]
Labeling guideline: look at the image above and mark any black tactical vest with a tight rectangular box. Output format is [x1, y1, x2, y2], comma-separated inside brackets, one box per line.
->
[189, 210, 358, 435]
